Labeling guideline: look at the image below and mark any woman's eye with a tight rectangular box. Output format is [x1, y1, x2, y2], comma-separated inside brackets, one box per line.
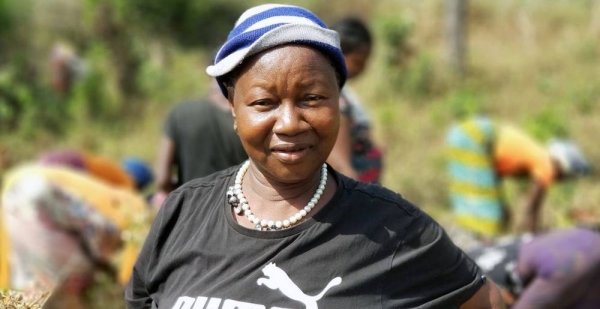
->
[304, 95, 324, 103]
[251, 100, 271, 107]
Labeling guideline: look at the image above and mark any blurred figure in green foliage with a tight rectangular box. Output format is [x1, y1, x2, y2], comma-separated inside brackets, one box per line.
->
[327, 16, 383, 183]
[445, 116, 591, 243]
[152, 78, 247, 209]
[49, 42, 86, 95]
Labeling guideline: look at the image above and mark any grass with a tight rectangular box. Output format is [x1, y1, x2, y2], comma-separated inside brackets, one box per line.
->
[1, 0, 600, 307]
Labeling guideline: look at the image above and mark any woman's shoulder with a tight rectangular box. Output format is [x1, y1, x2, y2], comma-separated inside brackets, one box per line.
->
[163, 165, 238, 210]
[338, 173, 421, 221]
[172, 165, 239, 195]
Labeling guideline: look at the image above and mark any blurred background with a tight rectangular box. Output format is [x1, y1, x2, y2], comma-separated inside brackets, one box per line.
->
[0, 0, 599, 306]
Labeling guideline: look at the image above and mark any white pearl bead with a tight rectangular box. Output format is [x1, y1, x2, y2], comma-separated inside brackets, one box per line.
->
[275, 221, 283, 228]
[299, 210, 307, 217]
[267, 220, 274, 227]
[244, 210, 251, 216]
[248, 214, 255, 221]
[260, 220, 268, 227]
[304, 206, 311, 212]
[234, 184, 241, 190]
[294, 213, 302, 221]
[239, 197, 247, 204]
[290, 216, 297, 224]
[241, 203, 249, 210]
[283, 220, 290, 227]
[252, 217, 260, 225]
[317, 188, 323, 194]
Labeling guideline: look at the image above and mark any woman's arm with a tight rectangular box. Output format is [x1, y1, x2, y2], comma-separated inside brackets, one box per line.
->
[460, 279, 506, 309]
[521, 182, 547, 233]
[153, 136, 176, 208]
[327, 114, 359, 180]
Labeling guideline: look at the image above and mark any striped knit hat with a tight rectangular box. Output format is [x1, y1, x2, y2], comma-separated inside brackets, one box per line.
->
[206, 4, 347, 96]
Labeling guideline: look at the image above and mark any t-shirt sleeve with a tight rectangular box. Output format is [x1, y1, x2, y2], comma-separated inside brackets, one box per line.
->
[386, 210, 485, 308]
[125, 191, 183, 309]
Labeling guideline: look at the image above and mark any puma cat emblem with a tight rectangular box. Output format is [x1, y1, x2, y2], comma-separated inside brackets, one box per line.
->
[171, 263, 342, 309]
[257, 263, 342, 309]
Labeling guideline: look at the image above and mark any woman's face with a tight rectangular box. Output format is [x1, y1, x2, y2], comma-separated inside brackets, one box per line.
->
[229, 45, 340, 183]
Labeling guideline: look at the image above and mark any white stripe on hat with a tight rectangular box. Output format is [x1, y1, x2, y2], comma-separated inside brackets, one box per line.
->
[244, 16, 322, 33]
[235, 4, 297, 26]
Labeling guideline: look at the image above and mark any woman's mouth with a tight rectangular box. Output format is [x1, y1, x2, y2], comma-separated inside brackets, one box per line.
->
[271, 144, 312, 163]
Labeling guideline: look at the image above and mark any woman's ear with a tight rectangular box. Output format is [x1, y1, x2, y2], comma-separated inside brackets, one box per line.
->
[228, 93, 236, 120]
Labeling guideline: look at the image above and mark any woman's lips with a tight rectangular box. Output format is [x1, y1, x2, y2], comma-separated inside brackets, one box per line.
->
[271, 144, 312, 163]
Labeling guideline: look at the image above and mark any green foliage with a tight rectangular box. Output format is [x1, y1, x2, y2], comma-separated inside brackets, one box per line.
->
[0, 50, 68, 137]
[524, 105, 569, 141]
[0, 68, 33, 130]
[84, 0, 246, 48]
[569, 81, 600, 114]
[0, 0, 14, 40]
[445, 86, 487, 120]
[379, 15, 414, 67]
[376, 16, 437, 98]
[399, 53, 435, 97]
[68, 44, 121, 122]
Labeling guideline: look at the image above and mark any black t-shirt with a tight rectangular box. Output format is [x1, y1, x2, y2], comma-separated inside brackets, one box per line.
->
[126, 165, 484, 309]
[164, 99, 247, 186]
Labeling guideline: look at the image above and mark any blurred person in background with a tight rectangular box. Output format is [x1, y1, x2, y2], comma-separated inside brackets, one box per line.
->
[49, 42, 86, 95]
[38, 148, 154, 192]
[327, 16, 383, 183]
[467, 227, 600, 309]
[446, 116, 591, 240]
[0, 162, 153, 309]
[152, 78, 247, 209]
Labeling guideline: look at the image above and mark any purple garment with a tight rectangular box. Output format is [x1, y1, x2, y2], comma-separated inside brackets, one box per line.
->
[38, 149, 86, 171]
[515, 228, 600, 309]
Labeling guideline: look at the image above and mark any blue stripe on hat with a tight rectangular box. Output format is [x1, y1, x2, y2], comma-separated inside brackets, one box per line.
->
[216, 24, 285, 63]
[207, 4, 347, 97]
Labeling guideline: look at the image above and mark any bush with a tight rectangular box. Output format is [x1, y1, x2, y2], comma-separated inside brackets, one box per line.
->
[445, 86, 487, 119]
[524, 105, 569, 141]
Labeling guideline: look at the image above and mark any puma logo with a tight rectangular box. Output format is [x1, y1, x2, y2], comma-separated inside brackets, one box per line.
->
[257, 263, 341, 309]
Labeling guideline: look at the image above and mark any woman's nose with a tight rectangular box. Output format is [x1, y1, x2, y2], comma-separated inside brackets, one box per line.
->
[273, 102, 306, 136]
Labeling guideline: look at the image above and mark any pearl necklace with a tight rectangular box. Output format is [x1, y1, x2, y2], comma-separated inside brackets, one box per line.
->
[227, 161, 328, 231]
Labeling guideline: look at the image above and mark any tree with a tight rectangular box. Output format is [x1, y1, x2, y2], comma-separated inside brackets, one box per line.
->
[445, 0, 468, 76]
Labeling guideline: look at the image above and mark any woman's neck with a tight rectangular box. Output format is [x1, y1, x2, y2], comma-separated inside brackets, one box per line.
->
[244, 164, 322, 205]
[234, 163, 334, 227]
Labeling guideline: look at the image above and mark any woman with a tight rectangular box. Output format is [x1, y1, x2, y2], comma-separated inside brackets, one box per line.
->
[0, 164, 152, 308]
[126, 4, 503, 309]
[446, 116, 590, 237]
[327, 17, 383, 183]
